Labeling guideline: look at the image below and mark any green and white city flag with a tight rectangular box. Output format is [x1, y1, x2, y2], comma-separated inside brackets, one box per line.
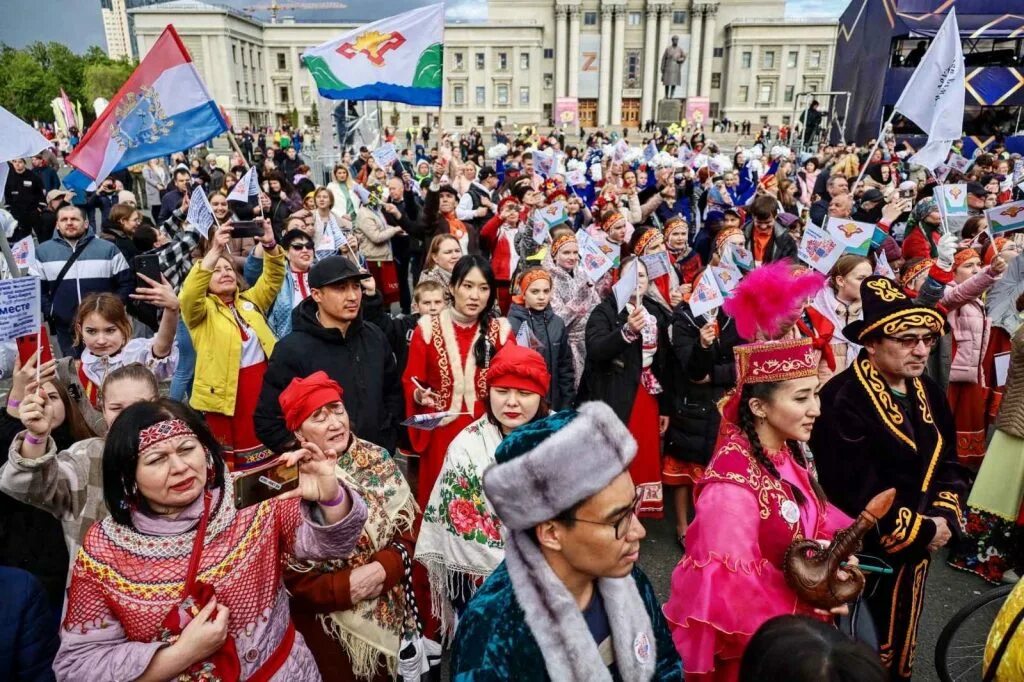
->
[302, 3, 444, 106]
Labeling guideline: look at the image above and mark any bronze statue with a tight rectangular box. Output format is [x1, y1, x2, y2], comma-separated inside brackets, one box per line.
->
[661, 35, 686, 99]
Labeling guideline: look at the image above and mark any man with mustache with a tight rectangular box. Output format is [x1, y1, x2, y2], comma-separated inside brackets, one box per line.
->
[811, 276, 969, 681]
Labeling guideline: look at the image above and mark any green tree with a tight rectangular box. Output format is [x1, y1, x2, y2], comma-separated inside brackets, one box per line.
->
[0, 49, 57, 122]
[84, 61, 134, 102]
[25, 42, 85, 103]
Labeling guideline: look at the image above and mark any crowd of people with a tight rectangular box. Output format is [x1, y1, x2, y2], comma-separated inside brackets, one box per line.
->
[1, 115, 1023, 682]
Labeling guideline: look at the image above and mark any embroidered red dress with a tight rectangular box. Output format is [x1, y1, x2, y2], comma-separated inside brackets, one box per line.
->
[663, 423, 853, 681]
[402, 309, 511, 506]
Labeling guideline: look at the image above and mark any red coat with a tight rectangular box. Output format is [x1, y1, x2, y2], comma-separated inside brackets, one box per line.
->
[402, 310, 511, 505]
[901, 226, 937, 260]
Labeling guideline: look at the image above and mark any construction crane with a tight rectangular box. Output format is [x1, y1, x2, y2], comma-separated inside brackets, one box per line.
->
[242, 1, 348, 23]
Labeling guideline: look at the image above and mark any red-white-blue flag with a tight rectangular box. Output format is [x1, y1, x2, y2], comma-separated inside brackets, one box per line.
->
[67, 25, 226, 189]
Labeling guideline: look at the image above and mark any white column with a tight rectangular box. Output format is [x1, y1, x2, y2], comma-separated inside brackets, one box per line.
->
[598, 5, 613, 126]
[568, 6, 581, 98]
[686, 4, 703, 99]
[610, 6, 626, 126]
[700, 5, 717, 98]
[555, 6, 568, 98]
[641, 5, 658, 122]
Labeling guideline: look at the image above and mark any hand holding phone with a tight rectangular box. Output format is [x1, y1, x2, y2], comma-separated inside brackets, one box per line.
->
[233, 459, 299, 509]
[16, 327, 53, 369]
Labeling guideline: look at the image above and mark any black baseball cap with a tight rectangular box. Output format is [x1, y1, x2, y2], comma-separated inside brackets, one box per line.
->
[308, 255, 371, 288]
[478, 166, 497, 181]
[966, 182, 987, 198]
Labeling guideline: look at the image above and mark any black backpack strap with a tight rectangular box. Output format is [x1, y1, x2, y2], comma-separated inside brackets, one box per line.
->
[47, 241, 89, 304]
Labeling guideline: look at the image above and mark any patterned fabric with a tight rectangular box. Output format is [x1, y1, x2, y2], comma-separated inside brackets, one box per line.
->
[985, 580, 1024, 681]
[154, 225, 201, 293]
[287, 437, 417, 679]
[0, 434, 107, 562]
[947, 508, 1024, 584]
[138, 419, 192, 454]
[418, 266, 454, 306]
[416, 416, 505, 640]
[544, 253, 600, 388]
[57, 479, 368, 681]
[664, 423, 853, 679]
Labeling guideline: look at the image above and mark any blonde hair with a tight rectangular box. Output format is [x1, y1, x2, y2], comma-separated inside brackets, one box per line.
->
[424, 233, 462, 270]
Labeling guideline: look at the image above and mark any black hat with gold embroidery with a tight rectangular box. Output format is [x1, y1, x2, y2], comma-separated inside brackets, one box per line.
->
[843, 275, 945, 343]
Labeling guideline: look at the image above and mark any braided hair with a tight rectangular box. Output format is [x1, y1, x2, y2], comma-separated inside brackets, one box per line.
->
[451, 254, 500, 368]
[737, 382, 829, 508]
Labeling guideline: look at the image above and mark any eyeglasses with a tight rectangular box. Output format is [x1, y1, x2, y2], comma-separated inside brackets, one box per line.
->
[289, 243, 315, 251]
[885, 333, 939, 350]
[568, 492, 642, 539]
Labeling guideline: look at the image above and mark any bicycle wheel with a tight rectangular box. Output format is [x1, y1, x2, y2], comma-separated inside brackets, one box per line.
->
[935, 584, 1014, 682]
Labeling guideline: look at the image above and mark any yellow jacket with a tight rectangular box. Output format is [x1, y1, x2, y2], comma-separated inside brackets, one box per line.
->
[179, 248, 285, 416]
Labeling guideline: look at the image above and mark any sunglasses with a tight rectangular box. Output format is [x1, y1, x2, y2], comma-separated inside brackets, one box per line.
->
[885, 333, 939, 350]
[289, 243, 315, 251]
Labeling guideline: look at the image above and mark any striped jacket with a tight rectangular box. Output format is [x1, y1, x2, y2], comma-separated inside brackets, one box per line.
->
[29, 231, 133, 327]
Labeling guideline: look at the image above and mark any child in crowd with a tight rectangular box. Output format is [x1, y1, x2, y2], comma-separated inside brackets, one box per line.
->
[507, 267, 576, 410]
[363, 278, 448, 379]
[45, 291, 178, 436]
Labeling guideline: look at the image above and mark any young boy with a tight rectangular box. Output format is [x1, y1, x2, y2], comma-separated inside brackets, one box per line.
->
[362, 278, 446, 376]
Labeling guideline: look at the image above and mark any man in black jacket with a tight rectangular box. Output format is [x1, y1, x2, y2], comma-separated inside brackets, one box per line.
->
[254, 256, 403, 453]
[4, 158, 44, 241]
[157, 168, 190, 223]
[742, 194, 798, 265]
[383, 176, 420, 313]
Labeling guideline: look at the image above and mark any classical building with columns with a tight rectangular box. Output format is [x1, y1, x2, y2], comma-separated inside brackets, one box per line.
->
[130, 0, 836, 132]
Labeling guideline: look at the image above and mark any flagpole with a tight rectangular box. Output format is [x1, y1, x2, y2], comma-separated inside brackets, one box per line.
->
[851, 108, 896, 194]
[226, 131, 251, 170]
[376, 101, 384, 148]
[928, 168, 951, 235]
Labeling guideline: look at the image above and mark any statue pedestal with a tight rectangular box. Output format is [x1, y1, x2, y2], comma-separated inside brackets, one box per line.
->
[656, 99, 682, 127]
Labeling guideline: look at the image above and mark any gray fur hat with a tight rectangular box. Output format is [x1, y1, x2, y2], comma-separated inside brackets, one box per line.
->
[483, 402, 637, 531]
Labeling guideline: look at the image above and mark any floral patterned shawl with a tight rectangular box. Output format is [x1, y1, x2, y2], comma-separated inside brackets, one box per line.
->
[414, 415, 506, 641]
[287, 437, 417, 679]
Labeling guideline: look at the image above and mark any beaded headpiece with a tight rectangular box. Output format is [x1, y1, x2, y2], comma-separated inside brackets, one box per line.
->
[138, 419, 194, 455]
[633, 229, 660, 255]
[551, 233, 577, 255]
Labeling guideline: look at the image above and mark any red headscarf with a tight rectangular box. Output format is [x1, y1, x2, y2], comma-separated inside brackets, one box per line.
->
[278, 371, 345, 432]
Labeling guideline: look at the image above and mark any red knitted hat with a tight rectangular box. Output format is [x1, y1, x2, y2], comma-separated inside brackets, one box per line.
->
[488, 344, 550, 396]
[279, 371, 344, 431]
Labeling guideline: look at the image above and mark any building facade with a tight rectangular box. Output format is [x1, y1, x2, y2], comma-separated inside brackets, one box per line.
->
[101, 0, 133, 60]
[130, 0, 837, 132]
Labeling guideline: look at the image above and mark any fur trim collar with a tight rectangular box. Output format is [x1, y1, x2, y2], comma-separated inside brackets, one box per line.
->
[503, 530, 656, 682]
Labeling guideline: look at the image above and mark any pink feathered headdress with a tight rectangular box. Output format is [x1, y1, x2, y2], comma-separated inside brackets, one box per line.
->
[723, 259, 826, 342]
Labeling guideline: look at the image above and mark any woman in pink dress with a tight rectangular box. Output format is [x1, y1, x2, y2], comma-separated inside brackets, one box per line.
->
[663, 264, 860, 681]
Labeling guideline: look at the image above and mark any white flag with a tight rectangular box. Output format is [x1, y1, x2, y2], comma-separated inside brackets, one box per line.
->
[0, 105, 50, 164]
[874, 250, 896, 280]
[894, 8, 964, 168]
[613, 260, 639, 312]
[186, 186, 217, 237]
[515, 322, 544, 351]
[228, 167, 260, 203]
[689, 268, 725, 319]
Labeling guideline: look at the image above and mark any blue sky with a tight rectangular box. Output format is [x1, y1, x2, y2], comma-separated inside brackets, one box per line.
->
[0, 0, 849, 54]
